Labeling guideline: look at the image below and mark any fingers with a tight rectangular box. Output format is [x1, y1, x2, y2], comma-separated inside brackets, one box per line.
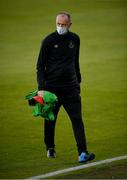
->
[38, 90, 44, 97]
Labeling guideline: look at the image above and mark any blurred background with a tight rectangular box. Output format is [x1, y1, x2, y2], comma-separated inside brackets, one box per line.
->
[0, 0, 127, 178]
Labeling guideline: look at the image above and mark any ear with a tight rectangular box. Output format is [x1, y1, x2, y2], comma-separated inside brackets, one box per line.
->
[68, 22, 72, 28]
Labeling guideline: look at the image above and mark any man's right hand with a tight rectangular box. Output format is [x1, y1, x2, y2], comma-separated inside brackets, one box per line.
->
[38, 90, 44, 97]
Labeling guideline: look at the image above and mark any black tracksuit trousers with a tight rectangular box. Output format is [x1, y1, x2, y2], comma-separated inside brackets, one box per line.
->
[44, 86, 87, 155]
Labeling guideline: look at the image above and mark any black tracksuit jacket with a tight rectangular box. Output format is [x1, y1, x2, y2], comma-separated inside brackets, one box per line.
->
[36, 31, 81, 90]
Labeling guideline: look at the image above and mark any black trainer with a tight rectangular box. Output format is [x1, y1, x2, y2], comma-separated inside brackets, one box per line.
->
[47, 148, 56, 158]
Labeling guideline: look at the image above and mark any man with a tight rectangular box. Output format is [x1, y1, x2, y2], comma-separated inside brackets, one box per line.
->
[36, 12, 95, 163]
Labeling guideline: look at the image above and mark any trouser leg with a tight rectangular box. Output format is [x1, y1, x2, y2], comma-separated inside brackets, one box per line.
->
[63, 93, 87, 155]
[44, 101, 61, 150]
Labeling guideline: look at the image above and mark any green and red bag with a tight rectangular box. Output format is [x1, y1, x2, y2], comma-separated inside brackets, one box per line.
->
[25, 90, 58, 121]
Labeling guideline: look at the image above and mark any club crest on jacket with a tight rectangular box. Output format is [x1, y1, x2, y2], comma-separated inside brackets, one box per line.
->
[68, 41, 74, 48]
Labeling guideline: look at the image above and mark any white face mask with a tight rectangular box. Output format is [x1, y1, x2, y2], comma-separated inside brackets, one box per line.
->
[56, 26, 68, 35]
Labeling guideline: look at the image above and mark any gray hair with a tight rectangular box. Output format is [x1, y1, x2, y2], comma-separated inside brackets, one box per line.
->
[57, 12, 71, 21]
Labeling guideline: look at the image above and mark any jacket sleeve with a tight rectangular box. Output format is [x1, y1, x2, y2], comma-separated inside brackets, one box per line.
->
[36, 40, 48, 90]
[75, 36, 81, 83]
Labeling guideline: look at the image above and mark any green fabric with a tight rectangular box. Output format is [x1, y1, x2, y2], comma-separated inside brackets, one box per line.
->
[25, 90, 38, 100]
[25, 90, 58, 121]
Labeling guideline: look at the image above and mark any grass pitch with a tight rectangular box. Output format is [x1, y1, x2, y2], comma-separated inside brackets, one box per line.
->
[0, 0, 127, 178]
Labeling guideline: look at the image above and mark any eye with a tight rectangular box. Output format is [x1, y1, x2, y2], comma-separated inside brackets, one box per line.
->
[57, 23, 67, 27]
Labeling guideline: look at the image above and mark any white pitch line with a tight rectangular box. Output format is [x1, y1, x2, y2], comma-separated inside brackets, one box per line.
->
[27, 155, 127, 179]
